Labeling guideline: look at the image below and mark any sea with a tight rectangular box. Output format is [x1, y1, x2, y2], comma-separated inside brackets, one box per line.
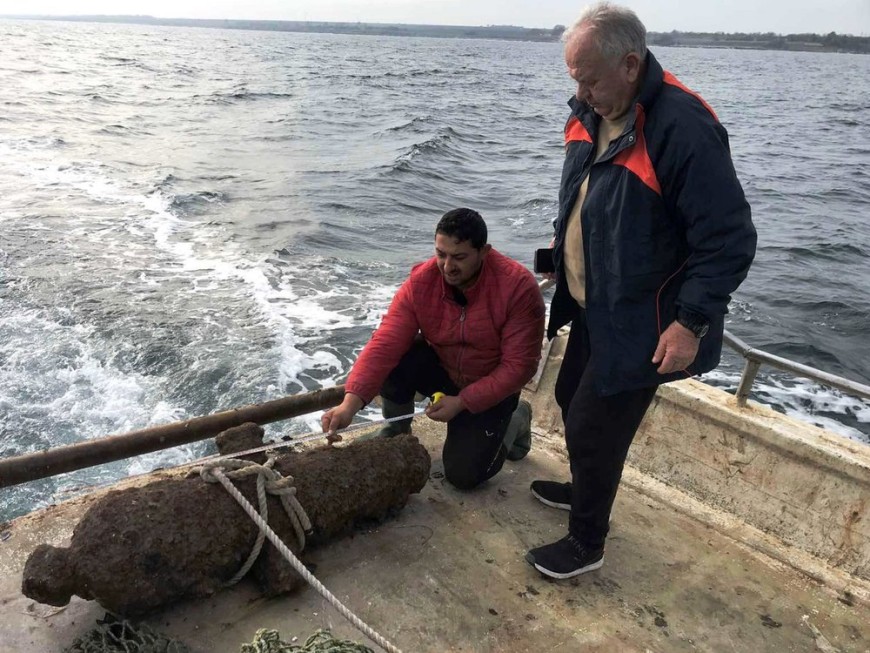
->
[1, 19, 868, 521]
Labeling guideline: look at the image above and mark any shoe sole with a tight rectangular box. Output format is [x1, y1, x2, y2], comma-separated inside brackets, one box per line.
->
[530, 487, 570, 511]
[524, 552, 604, 579]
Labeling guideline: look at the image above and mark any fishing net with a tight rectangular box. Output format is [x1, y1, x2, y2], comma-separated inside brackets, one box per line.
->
[64, 618, 373, 653]
[240, 628, 374, 653]
[63, 614, 190, 653]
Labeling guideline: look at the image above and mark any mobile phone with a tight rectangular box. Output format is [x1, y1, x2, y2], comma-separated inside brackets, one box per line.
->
[534, 248, 556, 274]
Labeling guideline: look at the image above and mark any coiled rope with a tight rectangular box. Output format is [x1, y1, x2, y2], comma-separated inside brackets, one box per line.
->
[199, 458, 403, 653]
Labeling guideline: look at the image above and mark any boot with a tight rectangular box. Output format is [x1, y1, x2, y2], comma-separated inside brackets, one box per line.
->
[373, 397, 415, 439]
[504, 399, 532, 461]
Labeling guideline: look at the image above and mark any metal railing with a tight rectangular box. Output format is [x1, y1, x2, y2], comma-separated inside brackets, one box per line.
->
[539, 278, 870, 408]
[723, 330, 870, 407]
[0, 387, 345, 489]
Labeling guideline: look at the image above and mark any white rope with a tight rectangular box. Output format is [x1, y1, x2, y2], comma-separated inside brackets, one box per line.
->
[200, 461, 403, 653]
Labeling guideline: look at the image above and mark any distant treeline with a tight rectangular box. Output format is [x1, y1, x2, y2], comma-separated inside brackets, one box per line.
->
[7, 15, 563, 41]
[648, 30, 869, 54]
[5, 15, 869, 53]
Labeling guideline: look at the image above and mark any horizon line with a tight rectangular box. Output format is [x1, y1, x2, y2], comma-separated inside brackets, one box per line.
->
[1, 14, 867, 38]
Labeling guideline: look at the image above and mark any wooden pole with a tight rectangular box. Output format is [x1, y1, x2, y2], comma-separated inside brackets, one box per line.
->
[0, 386, 345, 489]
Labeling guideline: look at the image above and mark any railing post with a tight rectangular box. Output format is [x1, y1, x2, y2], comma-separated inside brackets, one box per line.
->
[735, 359, 761, 407]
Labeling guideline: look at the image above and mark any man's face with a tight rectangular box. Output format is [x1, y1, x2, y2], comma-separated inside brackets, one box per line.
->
[435, 233, 490, 291]
[565, 28, 642, 121]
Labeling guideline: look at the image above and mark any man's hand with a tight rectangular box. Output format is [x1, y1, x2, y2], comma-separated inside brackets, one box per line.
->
[321, 393, 365, 443]
[652, 321, 700, 374]
[425, 394, 466, 423]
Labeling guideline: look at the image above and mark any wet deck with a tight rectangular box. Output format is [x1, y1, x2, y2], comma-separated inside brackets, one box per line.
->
[1, 417, 867, 653]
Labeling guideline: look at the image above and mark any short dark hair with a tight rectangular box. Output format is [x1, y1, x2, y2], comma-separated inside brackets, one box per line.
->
[435, 208, 488, 250]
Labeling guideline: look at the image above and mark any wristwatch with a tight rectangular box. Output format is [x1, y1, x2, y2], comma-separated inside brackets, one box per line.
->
[676, 309, 710, 339]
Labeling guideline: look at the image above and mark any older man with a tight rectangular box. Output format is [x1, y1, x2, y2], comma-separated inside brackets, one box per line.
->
[527, 3, 756, 579]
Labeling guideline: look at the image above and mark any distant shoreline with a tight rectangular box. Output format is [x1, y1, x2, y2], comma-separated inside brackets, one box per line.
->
[2, 15, 868, 54]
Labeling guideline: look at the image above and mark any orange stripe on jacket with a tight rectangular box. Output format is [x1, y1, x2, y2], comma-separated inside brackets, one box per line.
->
[663, 71, 719, 122]
[565, 116, 592, 144]
[613, 105, 661, 196]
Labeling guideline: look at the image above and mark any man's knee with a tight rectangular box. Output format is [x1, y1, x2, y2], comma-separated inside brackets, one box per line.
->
[443, 459, 490, 491]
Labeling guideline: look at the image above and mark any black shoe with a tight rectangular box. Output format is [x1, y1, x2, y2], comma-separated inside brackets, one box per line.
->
[530, 480, 571, 511]
[525, 535, 604, 579]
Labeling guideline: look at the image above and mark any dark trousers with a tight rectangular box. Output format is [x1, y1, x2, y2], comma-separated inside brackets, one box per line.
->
[381, 341, 519, 490]
[556, 309, 658, 548]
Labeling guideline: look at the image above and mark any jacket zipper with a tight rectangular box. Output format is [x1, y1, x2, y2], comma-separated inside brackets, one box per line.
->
[457, 306, 467, 382]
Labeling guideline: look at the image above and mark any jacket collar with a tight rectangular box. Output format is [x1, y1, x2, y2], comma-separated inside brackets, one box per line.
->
[636, 50, 664, 111]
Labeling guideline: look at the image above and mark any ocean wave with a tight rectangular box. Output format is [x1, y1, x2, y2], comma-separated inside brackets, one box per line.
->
[195, 89, 295, 104]
[513, 197, 558, 210]
[763, 340, 846, 370]
[95, 123, 153, 137]
[152, 173, 178, 191]
[168, 190, 229, 215]
[387, 127, 462, 172]
[773, 243, 868, 260]
[379, 115, 434, 134]
[87, 94, 118, 104]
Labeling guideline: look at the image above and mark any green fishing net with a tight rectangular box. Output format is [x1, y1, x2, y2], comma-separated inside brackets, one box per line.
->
[240, 628, 374, 653]
[63, 614, 190, 653]
[64, 617, 373, 653]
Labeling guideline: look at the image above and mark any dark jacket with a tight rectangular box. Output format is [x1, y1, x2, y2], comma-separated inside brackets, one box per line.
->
[549, 50, 756, 396]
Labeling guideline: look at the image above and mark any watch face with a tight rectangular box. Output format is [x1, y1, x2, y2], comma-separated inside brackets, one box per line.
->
[696, 323, 710, 338]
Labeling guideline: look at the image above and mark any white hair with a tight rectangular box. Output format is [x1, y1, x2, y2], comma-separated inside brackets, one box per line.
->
[562, 2, 648, 60]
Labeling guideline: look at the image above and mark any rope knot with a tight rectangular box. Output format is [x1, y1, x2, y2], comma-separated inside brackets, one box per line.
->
[198, 456, 312, 587]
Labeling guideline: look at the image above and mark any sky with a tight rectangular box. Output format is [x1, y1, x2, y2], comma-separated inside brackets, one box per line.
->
[0, 0, 868, 36]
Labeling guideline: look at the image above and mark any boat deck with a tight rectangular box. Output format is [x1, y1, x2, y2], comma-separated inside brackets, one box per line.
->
[1, 418, 867, 652]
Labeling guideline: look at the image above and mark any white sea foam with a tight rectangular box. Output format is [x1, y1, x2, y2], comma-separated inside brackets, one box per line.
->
[8, 149, 360, 399]
[0, 309, 186, 455]
[701, 369, 869, 443]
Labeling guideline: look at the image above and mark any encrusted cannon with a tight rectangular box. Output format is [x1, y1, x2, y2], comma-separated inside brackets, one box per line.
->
[22, 426, 430, 615]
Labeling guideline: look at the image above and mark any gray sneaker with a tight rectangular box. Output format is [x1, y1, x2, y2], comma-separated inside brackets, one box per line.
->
[504, 399, 532, 461]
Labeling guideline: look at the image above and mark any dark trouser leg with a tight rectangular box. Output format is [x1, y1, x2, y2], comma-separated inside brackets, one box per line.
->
[381, 339, 519, 490]
[375, 341, 449, 437]
[442, 392, 520, 490]
[560, 310, 657, 549]
[380, 339, 454, 404]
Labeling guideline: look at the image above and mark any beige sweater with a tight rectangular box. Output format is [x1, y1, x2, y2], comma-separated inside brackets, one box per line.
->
[563, 115, 629, 306]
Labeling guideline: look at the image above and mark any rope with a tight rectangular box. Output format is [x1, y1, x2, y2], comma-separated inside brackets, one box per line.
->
[240, 628, 374, 653]
[199, 461, 403, 653]
[200, 457, 311, 586]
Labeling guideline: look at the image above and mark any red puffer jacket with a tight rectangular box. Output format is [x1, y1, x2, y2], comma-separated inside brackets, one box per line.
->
[345, 249, 545, 413]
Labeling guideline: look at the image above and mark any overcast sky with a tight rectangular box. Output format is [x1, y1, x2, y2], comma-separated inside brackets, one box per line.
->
[0, 0, 868, 36]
